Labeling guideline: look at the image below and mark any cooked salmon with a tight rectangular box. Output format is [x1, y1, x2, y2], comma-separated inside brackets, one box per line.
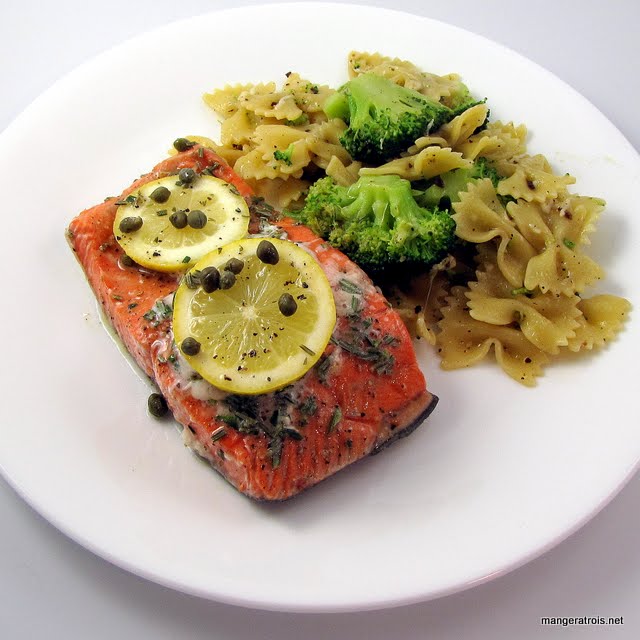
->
[67, 146, 438, 500]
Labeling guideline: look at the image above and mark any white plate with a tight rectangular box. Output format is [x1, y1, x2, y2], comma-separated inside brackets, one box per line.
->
[0, 2, 638, 613]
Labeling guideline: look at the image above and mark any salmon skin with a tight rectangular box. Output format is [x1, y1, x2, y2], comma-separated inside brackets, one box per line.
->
[67, 146, 438, 500]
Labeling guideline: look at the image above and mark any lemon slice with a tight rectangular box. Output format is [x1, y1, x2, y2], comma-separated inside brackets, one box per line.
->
[113, 174, 249, 271]
[173, 238, 337, 395]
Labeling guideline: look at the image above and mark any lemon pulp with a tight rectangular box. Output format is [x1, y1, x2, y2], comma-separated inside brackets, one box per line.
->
[173, 238, 337, 395]
[113, 174, 249, 271]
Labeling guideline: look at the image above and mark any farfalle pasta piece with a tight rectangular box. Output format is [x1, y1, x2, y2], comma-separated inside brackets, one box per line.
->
[306, 119, 352, 169]
[452, 179, 537, 287]
[524, 241, 603, 295]
[243, 92, 304, 121]
[546, 195, 605, 247]
[282, 72, 335, 118]
[437, 287, 550, 386]
[203, 83, 276, 118]
[497, 155, 576, 203]
[439, 104, 490, 148]
[466, 263, 582, 354]
[245, 176, 310, 210]
[237, 124, 316, 179]
[360, 146, 471, 180]
[325, 155, 362, 186]
[505, 200, 604, 295]
[406, 135, 450, 154]
[220, 108, 260, 146]
[457, 121, 528, 161]
[566, 295, 632, 352]
[347, 50, 465, 104]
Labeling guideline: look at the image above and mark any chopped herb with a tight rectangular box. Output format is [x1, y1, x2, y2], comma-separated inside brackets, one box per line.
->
[143, 299, 172, 326]
[285, 114, 309, 126]
[112, 294, 123, 301]
[330, 314, 396, 375]
[300, 344, 316, 357]
[211, 426, 227, 442]
[128, 302, 138, 310]
[511, 287, 533, 297]
[315, 354, 332, 383]
[300, 396, 317, 416]
[182, 255, 191, 264]
[563, 238, 576, 250]
[339, 278, 362, 295]
[156, 209, 168, 216]
[328, 406, 342, 433]
[219, 392, 302, 469]
[283, 427, 303, 441]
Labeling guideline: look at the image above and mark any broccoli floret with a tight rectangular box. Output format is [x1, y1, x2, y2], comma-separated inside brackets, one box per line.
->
[273, 143, 295, 166]
[415, 157, 500, 209]
[292, 174, 456, 270]
[323, 73, 455, 164]
[446, 82, 488, 118]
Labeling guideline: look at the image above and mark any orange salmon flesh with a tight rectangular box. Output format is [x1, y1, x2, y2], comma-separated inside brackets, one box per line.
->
[67, 147, 438, 500]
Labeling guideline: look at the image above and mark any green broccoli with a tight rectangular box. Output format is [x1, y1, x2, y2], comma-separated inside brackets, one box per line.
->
[291, 174, 456, 270]
[273, 143, 295, 166]
[445, 82, 488, 119]
[323, 73, 456, 164]
[415, 157, 501, 210]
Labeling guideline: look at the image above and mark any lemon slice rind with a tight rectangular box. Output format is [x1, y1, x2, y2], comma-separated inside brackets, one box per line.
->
[173, 238, 337, 395]
[113, 174, 250, 272]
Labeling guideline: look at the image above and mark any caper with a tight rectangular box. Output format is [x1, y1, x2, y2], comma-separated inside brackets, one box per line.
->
[119, 216, 143, 233]
[224, 257, 244, 274]
[187, 209, 207, 229]
[148, 393, 168, 418]
[201, 266, 220, 293]
[120, 254, 136, 268]
[256, 239, 279, 265]
[173, 137, 195, 152]
[149, 185, 171, 203]
[178, 167, 196, 184]
[170, 210, 188, 229]
[219, 270, 236, 290]
[278, 293, 298, 317]
[181, 336, 201, 356]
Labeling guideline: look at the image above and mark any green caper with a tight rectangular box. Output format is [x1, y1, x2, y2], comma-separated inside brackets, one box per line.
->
[178, 167, 196, 184]
[119, 216, 143, 233]
[173, 137, 196, 152]
[120, 254, 136, 268]
[224, 257, 244, 274]
[187, 209, 207, 229]
[201, 266, 220, 293]
[149, 185, 171, 203]
[219, 270, 236, 290]
[256, 239, 279, 265]
[170, 210, 188, 229]
[148, 393, 168, 418]
[181, 337, 201, 356]
[278, 293, 298, 317]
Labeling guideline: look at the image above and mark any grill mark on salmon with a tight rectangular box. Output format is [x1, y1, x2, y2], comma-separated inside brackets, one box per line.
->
[67, 146, 438, 500]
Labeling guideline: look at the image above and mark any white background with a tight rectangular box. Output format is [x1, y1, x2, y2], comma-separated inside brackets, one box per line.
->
[1, 0, 638, 637]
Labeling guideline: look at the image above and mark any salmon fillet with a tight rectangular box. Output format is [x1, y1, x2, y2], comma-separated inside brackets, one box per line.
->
[67, 146, 438, 500]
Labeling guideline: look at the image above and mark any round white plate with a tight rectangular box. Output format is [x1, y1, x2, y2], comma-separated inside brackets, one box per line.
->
[0, 2, 638, 613]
